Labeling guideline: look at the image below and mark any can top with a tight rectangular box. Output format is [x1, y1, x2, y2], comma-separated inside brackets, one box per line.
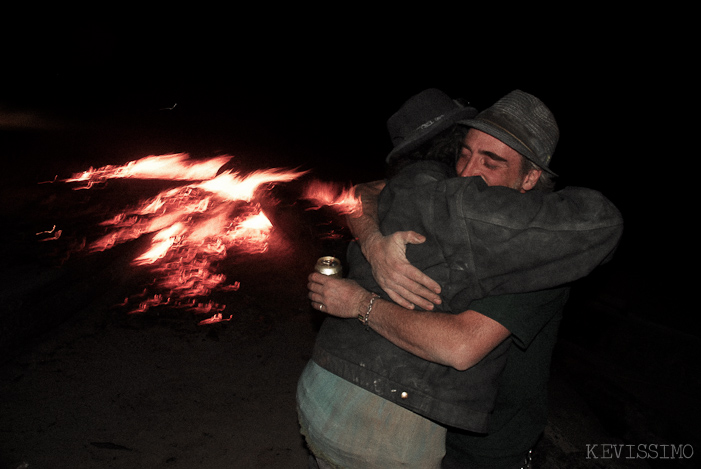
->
[315, 256, 342, 277]
[317, 256, 340, 267]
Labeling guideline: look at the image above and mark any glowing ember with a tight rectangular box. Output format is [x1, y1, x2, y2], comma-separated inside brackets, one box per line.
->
[50, 153, 359, 325]
[36, 225, 62, 242]
[198, 312, 232, 326]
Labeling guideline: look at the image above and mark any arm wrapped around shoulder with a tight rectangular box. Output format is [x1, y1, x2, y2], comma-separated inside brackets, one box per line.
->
[440, 177, 624, 304]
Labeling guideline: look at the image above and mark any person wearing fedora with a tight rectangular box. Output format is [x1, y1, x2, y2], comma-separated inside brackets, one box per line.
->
[298, 89, 623, 468]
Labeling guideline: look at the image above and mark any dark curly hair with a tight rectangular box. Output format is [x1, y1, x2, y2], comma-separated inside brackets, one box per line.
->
[385, 125, 467, 178]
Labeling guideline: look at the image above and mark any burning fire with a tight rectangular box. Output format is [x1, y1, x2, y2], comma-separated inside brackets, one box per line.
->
[64, 153, 231, 188]
[50, 153, 360, 324]
[302, 180, 361, 216]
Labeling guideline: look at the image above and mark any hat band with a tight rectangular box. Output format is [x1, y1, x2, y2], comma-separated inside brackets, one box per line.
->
[480, 117, 552, 167]
[415, 114, 445, 132]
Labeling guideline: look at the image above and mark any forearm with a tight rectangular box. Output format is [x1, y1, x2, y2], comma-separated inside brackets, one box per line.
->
[308, 274, 509, 370]
[441, 178, 624, 293]
[347, 180, 385, 257]
[366, 299, 510, 371]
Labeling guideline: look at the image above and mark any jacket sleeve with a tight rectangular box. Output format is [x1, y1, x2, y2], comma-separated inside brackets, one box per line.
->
[435, 173, 624, 311]
[374, 161, 623, 312]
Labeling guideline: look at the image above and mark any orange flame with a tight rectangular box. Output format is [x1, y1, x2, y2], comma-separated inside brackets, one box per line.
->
[56, 153, 362, 325]
[59, 153, 312, 323]
[302, 180, 362, 216]
[197, 168, 307, 202]
[64, 153, 233, 188]
[198, 312, 232, 326]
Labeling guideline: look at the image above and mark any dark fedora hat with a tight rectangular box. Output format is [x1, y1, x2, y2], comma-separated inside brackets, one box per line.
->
[386, 88, 478, 163]
[459, 89, 559, 176]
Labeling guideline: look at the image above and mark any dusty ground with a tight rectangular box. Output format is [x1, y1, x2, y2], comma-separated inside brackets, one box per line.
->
[1, 189, 698, 468]
[0, 191, 326, 468]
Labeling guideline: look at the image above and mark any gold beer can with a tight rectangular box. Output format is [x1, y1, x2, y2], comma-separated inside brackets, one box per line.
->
[315, 256, 342, 278]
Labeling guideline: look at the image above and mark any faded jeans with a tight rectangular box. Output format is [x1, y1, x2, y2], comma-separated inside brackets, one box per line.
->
[297, 360, 446, 468]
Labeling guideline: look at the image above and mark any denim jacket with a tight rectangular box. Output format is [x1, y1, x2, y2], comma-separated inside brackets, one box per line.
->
[313, 161, 623, 431]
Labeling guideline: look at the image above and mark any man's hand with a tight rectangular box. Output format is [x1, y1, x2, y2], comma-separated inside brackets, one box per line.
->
[346, 180, 442, 310]
[308, 273, 372, 319]
[363, 230, 442, 310]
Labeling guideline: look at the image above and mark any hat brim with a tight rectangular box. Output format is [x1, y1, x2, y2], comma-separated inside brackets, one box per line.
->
[386, 107, 478, 164]
[458, 118, 558, 177]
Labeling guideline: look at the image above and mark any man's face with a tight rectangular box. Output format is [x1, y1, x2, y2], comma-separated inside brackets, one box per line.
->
[455, 129, 541, 192]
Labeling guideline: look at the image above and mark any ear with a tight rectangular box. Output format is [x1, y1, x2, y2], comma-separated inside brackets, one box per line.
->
[521, 169, 542, 192]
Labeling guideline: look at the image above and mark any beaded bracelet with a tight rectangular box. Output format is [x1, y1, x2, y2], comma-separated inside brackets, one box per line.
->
[358, 293, 380, 330]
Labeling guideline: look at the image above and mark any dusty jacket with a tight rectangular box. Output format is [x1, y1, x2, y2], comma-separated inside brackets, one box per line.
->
[313, 161, 623, 431]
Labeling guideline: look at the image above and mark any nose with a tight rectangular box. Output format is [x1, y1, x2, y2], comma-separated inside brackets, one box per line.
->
[457, 155, 479, 178]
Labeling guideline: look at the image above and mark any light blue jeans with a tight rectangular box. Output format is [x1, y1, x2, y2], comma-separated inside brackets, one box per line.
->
[297, 360, 446, 468]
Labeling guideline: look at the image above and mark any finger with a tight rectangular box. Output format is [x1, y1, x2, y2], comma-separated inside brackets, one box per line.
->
[307, 281, 321, 295]
[388, 273, 442, 308]
[400, 278, 442, 302]
[308, 272, 324, 284]
[401, 230, 427, 245]
[379, 268, 441, 306]
[385, 289, 416, 310]
[308, 290, 323, 304]
[388, 286, 436, 311]
[399, 266, 442, 295]
[308, 274, 331, 293]
[376, 273, 440, 309]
